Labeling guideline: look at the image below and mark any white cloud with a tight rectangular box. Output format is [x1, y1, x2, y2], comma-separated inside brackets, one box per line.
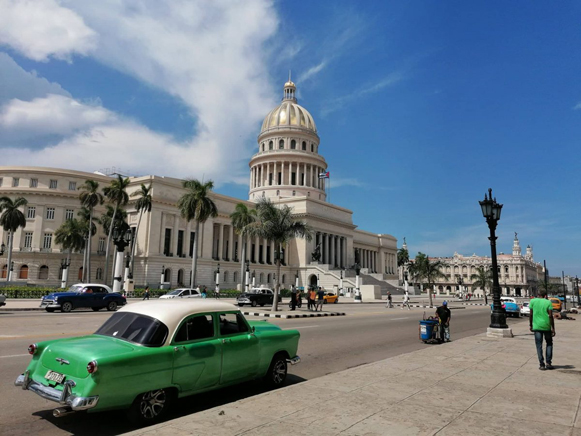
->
[0, 1, 282, 184]
[573, 102, 581, 110]
[298, 61, 327, 83]
[0, 94, 115, 138]
[0, 52, 70, 103]
[0, 0, 97, 62]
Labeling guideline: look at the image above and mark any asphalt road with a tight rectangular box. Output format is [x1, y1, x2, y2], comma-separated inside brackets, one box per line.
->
[0, 305, 524, 435]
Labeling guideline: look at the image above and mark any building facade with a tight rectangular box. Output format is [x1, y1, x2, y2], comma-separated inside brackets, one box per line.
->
[0, 81, 398, 292]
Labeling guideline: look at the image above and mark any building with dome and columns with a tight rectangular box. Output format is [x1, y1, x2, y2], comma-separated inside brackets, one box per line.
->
[0, 80, 399, 296]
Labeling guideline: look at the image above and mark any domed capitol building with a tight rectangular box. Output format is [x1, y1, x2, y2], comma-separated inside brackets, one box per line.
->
[0, 80, 399, 294]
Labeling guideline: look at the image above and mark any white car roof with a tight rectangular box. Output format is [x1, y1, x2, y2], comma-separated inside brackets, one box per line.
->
[71, 283, 113, 291]
[118, 300, 240, 343]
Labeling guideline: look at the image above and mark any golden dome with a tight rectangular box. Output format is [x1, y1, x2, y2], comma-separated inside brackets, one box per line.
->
[260, 101, 317, 134]
[284, 80, 296, 88]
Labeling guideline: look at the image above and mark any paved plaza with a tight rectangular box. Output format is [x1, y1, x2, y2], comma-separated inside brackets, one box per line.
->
[125, 316, 581, 436]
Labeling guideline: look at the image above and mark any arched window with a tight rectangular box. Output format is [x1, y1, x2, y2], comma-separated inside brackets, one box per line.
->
[38, 265, 49, 280]
[504, 265, 509, 273]
[233, 271, 238, 283]
[164, 268, 172, 284]
[279, 139, 284, 149]
[269, 141, 273, 150]
[223, 271, 228, 283]
[291, 140, 296, 149]
[282, 274, 286, 284]
[96, 268, 103, 280]
[262, 143, 265, 151]
[259, 273, 264, 283]
[302, 141, 307, 150]
[177, 269, 184, 285]
[1, 265, 6, 279]
[19, 265, 29, 280]
[78, 267, 83, 281]
[267, 273, 271, 283]
[311, 144, 314, 152]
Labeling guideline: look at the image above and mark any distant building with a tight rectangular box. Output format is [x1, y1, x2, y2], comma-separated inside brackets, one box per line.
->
[0, 80, 399, 292]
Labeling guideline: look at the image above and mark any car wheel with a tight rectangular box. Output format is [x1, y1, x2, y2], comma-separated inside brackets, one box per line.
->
[61, 302, 73, 313]
[107, 301, 118, 311]
[265, 353, 288, 388]
[92, 307, 101, 312]
[45, 308, 55, 313]
[127, 388, 172, 425]
[251, 300, 258, 307]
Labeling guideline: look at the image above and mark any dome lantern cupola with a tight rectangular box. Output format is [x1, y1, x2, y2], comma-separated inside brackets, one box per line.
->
[283, 72, 297, 102]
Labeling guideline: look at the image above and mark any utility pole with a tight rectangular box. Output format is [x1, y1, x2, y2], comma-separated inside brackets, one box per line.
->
[562, 271, 567, 311]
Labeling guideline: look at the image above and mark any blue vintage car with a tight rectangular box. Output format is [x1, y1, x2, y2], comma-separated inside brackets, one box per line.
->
[490, 297, 520, 318]
[40, 283, 126, 313]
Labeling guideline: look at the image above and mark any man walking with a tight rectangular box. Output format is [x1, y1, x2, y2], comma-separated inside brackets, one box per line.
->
[143, 286, 150, 300]
[436, 301, 451, 342]
[385, 292, 393, 308]
[529, 289, 555, 370]
[290, 285, 297, 311]
[315, 287, 325, 312]
[401, 291, 411, 310]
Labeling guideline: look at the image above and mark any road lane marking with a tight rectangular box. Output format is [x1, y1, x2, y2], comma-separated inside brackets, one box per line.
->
[0, 331, 95, 341]
[0, 354, 29, 358]
[391, 317, 410, 320]
[284, 325, 319, 330]
[0, 335, 22, 338]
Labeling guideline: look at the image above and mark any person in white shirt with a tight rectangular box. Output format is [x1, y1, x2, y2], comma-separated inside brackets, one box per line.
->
[401, 291, 411, 310]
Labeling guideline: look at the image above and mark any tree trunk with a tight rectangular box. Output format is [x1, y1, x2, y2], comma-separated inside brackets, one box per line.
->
[239, 236, 246, 291]
[428, 284, 433, 307]
[271, 242, 281, 312]
[130, 210, 143, 278]
[190, 221, 200, 288]
[484, 287, 488, 304]
[87, 210, 93, 282]
[63, 250, 72, 288]
[82, 240, 87, 282]
[104, 203, 119, 286]
[6, 230, 13, 282]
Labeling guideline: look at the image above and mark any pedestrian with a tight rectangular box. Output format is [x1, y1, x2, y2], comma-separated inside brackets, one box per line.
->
[202, 286, 207, 299]
[529, 289, 555, 370]
[315, 287, 325, 312]
[215, 284, 220, 299]
[385, 292, 393, 308]
[436, 301, 451, 342]
[309, 288, 316, 311]
[290, 285, 297, 310]
[143, 286, 150, 300]
[401, 291, 411, 310]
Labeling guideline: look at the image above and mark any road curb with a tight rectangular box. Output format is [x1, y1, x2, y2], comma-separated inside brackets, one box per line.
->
[242, 311, 346, 319]
[0, 307, 43, 312]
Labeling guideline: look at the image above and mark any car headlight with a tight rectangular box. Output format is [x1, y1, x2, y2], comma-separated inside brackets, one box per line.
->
[54, 296, 58, 301]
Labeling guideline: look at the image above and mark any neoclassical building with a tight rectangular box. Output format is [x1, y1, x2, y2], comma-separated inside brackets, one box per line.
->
[400, 234, 543, 297]
[0, 80, 398, 292]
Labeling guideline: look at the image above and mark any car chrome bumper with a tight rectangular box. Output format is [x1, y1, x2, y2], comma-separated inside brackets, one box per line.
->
[15, 371, 99, 411]
[40, 302, 61, 309]
[287, 356, 301, 365]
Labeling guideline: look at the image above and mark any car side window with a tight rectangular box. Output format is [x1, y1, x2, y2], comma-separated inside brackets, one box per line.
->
[93, 286, 106, 294]
[174, 314, 214, 343]
[219, 313, 249, 336]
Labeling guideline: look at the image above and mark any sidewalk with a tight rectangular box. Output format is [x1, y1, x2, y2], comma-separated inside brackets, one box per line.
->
[126, 318, 581, 436]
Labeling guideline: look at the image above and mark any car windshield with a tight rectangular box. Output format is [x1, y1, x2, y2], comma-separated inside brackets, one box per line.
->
[95, 312, 168, 347]
[68, 285, 84, 293]
[166, 290, 182, 296]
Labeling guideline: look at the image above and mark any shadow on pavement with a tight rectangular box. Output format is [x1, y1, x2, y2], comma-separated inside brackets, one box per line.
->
[31, 374, 307, 436]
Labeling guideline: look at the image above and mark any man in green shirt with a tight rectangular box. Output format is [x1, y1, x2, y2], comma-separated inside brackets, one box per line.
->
[529, 289, 555, 370]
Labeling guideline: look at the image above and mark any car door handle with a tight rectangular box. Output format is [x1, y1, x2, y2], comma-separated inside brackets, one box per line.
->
[174, 346, 185, 352]
[222, 339, 231, 344]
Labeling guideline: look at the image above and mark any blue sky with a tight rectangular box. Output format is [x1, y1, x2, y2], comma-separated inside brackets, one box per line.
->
[0, 1, 579, 276]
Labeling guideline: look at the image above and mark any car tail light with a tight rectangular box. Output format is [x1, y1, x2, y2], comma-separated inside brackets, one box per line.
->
[28, 344, 37, 355]
[87, 360, 98, 374]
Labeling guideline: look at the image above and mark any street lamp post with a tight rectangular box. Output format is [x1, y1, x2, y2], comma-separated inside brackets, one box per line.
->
[576, 276, 579, 307]
[215, 263, 220, 296]
[160, 265, 166, 286]
[0, 242, 5, 280]
[354, 263, 362, 303]
[245, 261, 250, 292]
[252, 270, 256, 288]
[456, 274, 464, 298]
[60, 258, 71, 289]
[112, 226, 132, 293]
[479, 188, 511, 337]
[295, 272, 299, 289]
[339, 269, 344, 296]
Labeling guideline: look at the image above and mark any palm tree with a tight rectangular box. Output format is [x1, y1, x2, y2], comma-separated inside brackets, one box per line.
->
[100, 205, 128, 236]
[470, 266, 492, 304]
[408, 252, 445, 307]
[397, 247, 409, 267]
[177, 179, 218, 288]
[55, 218, 86, 287]
[230, 203, 257, 292]
[245, 198, 312, 311]
[79, 180, 104, 282]
[77, 207, 98, 279]
[0, 196, 27, 282]
[130, 184, 152, 277]
[102, 175, 130, 285]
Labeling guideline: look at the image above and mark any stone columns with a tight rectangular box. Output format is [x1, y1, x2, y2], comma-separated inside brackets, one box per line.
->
[330, 234, 335, 267]
[271, 241, 275, 264]
[229, 225, 234, 260]
[218, 224, 224, 260]
[253, 236, 259, 263]
[261, 238, 267, 264]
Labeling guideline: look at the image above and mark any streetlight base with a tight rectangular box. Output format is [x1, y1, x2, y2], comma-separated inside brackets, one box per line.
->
[486, 327, 513, 338]
[354, 293, 362, 303]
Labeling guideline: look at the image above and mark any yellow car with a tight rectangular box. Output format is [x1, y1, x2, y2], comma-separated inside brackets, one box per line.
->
[323, 293, 339, 304]
[549, 298, 562, 312]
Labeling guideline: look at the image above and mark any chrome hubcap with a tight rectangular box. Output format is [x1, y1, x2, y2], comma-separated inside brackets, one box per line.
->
[139, 389, 166, 419]
[272, 360, 286, 384]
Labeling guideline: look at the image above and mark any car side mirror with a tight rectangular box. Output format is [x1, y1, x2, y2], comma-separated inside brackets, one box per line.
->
[252, 326, 256, 333]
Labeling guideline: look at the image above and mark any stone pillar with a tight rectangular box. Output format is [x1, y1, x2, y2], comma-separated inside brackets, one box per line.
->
[329, 234, 335, 267]
[326, 233, 331, 264]
[261, 238, 267, 264]
[253, 236, 259, 263]
[229, 225, 234, 260]
[218, 224, 224, 260]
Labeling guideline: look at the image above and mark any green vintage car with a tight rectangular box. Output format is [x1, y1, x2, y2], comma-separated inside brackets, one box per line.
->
[15, 300, 300, 424]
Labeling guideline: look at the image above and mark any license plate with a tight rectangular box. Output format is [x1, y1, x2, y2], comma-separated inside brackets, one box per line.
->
[45, 370, 66, 384]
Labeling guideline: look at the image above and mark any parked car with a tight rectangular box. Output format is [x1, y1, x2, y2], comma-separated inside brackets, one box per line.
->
[237, 288, 275, 307]
[0, 294, 6, 307]
[491, 297, 520, 317]
[15, 300, 300, 424]
[323, 292, 339, 304]
[549, 297, 562, 312]
[40, 283, 126, 313]
[520, 302, 530, 316]
[159, 288, 201, 299]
